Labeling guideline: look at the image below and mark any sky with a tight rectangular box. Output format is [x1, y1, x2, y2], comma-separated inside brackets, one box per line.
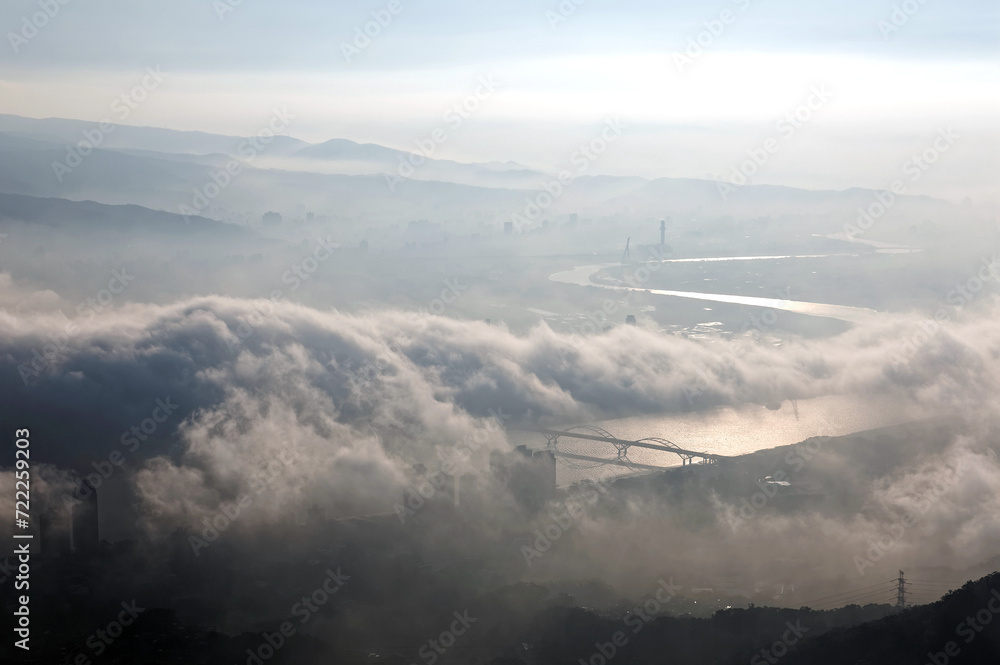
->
[0, 0, 997, 201]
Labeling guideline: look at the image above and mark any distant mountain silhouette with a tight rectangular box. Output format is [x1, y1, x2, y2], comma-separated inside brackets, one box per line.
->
[0, 192, 237, 236]
[0, 113, 309, 156]
[0, 114, 960, 234]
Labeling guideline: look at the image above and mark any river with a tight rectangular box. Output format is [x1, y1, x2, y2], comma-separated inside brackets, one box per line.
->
[509, 394, 922, 485]
[537, 251, 916, 484]
[550, 260, 877, 324]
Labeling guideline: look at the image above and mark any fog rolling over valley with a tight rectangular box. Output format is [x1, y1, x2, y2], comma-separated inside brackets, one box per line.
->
[0, 1, 999, 664]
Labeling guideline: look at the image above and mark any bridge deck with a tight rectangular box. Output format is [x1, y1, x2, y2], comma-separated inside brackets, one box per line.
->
[549, 450, 678, 471]
[514, 426, 728, 463]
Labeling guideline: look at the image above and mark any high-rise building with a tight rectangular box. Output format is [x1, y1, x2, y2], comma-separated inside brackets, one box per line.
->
[503, 446, 559, 513]
[307, 503, 326, 527]
[531, 449, 558, 502]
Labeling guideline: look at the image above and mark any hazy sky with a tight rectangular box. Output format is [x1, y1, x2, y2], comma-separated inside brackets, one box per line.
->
[1, 0, 997, 200]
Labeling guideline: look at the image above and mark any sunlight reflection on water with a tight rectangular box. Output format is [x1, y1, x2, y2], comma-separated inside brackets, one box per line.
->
[509, 394, 920, 486]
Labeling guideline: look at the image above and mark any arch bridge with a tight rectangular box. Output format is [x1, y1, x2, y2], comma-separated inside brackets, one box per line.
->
[514, 425, 727, 471]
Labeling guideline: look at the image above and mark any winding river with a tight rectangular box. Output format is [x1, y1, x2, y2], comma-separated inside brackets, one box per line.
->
[550, 258, 878, 324]
[539, 251, 919, 483]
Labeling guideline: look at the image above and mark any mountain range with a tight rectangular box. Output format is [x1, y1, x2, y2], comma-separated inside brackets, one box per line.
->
[0, 113, 960, 235]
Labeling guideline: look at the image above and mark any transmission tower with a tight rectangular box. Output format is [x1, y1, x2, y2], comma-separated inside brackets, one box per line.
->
[896, 570, 908, 608]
